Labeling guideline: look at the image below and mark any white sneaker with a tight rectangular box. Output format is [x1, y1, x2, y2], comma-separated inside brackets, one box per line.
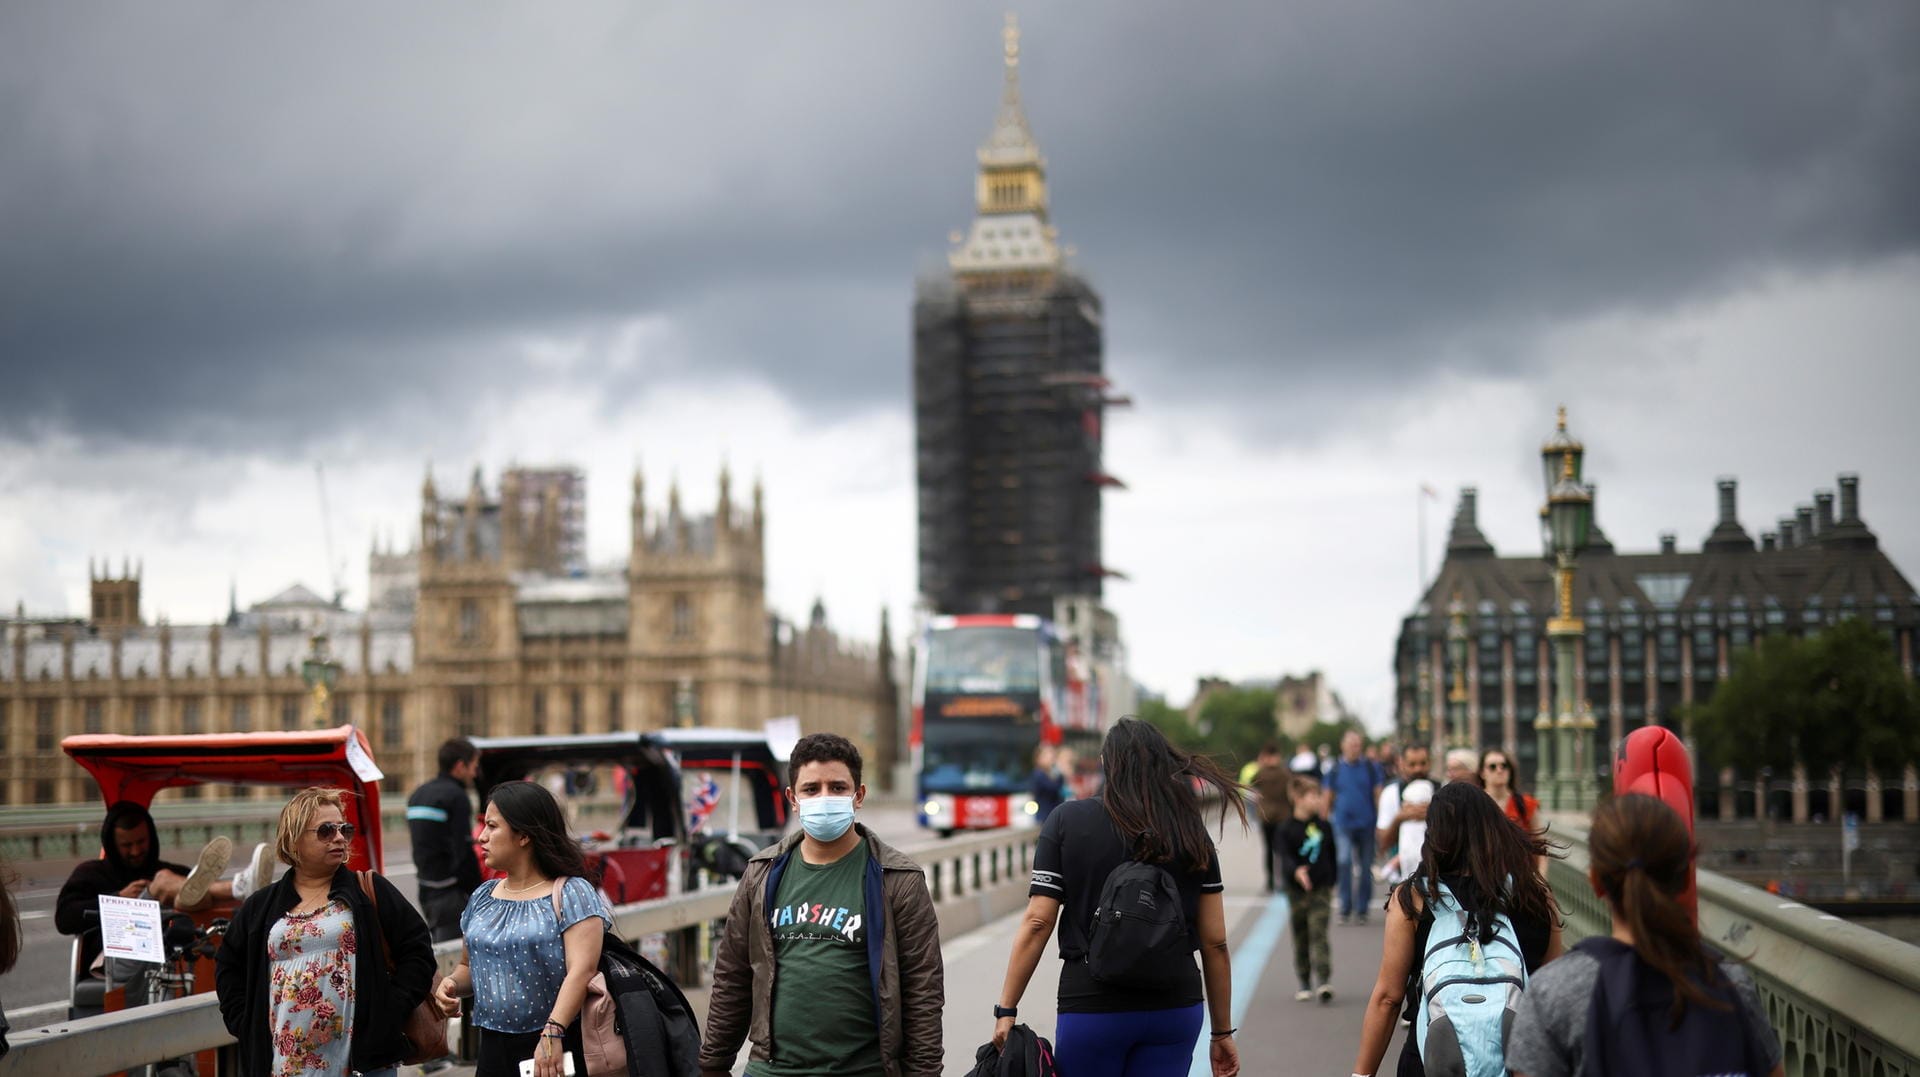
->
[1294, 987, 1314, 1001]
[1318, 984, 1335, 1004]
[177, 836, 233, 909]
[231, 842, 274, 900]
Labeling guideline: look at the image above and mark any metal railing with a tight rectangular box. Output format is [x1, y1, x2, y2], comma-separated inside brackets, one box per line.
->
[1547, 826, 1920, 1077]
[0, 826, 1038, 1077]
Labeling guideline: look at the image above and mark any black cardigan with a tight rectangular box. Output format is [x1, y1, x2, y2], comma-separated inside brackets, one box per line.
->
[214, 867, 435, 1076]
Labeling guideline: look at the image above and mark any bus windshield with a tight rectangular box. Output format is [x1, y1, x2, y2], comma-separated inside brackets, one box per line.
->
[924, 627, 1041, 694]
[921, 719, 1033, 792]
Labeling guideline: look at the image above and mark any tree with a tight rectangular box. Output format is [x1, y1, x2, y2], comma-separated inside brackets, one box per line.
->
[1194, 686, 1280, 772]
[1135, 696, 1202, 753]
[1690, 618, 1920, 776]
[1300, 717, 1366, 755]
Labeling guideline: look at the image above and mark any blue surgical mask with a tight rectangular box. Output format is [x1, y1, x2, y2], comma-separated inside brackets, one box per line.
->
[797, 795, 856, 842]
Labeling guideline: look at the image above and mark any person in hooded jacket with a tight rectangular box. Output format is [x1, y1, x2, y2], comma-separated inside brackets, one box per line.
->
[57, 801, 256, 979]
[215, 786, 434, 1077]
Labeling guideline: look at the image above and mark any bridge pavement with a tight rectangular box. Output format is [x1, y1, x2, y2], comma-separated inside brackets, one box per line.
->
[932, 814, 1408, 1076]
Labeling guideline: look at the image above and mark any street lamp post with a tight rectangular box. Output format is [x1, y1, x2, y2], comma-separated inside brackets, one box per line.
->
[301, 633, 341, 728]
[1540, 407, 1594, 811]
[1447, 593, 1470, 750]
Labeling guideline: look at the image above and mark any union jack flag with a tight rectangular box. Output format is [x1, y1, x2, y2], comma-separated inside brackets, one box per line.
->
[687, 775, 722, 831]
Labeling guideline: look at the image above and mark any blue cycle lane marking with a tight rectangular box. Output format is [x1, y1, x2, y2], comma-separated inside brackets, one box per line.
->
[1190, 891, 1291, 1077]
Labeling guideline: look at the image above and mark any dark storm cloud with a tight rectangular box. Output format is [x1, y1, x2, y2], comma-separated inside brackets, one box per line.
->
[0, 2, 1914, 451]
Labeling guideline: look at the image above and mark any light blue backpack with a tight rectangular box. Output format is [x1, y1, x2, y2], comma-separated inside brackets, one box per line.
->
[1415, 879, 1527, 1077]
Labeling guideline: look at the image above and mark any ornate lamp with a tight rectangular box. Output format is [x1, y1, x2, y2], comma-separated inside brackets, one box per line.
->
[301, 633, 341, 728]
[1540, 407, 1595, 809]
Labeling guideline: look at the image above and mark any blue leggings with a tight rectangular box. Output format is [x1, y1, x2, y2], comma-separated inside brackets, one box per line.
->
[1055, 1003, 1204, 1077]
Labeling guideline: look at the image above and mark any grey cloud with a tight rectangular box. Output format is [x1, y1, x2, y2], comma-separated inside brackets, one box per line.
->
[1, 1, 1914, 452]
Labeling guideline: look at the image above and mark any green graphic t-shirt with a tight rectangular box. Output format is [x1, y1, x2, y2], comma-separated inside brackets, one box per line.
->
[748, 839, 881, 1077]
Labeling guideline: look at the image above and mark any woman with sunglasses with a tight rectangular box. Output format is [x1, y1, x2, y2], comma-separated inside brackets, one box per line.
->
[216, 786, 435, 1077]
[1479, 748, 1538, 830]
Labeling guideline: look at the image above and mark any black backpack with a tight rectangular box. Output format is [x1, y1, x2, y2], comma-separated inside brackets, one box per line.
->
[1086, 859, 1190, 989]
[968, 1024, 1060, 1077]
[1577, 937, 1773, 1077]
[553, 881, 703, 1077]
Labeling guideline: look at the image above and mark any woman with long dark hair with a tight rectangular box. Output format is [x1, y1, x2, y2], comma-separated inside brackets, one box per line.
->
[1351, 781, 1564, 1077]
[989, 718, 1248, 1077]
[1506, 795, 1782, 1077]
[1478, 748, 1538, 829]
[432, 780, 610, 1077]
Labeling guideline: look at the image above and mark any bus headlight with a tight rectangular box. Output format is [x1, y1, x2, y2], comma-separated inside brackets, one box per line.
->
[1023, 800, 1040, 816]
[924, 799, 943, 815]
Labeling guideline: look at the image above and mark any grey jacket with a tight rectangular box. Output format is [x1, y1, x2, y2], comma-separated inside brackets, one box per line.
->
[699, 823, 944, 1077]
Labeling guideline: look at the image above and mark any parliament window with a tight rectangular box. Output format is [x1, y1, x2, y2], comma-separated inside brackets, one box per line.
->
[181, 699, 202, 734]
[672, 596, 694, 639]
[36, 700, 55, 752]
[570, 689, 584, 735]
[532, 689, 547, 735]
[381, 696, 403, 749]
[134, 698, 154, 735]
[459, 599, 479, 643]
[231, 698, 251, 732]
[282, 697, 300, 731]
[85, 698, 105, 734]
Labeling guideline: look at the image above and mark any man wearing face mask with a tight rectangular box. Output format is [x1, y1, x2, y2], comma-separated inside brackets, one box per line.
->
[700, 733, 945, 1077]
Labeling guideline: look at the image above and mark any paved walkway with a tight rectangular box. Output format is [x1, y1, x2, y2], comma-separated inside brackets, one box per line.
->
[936, 813, 1407, 1075]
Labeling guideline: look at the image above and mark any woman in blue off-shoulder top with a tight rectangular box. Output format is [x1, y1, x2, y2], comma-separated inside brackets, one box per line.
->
[431, 781, 611, 1077]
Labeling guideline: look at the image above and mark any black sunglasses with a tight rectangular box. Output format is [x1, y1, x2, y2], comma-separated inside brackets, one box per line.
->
[1483, 761, 1511, 772]
[307, 822, 357, 841]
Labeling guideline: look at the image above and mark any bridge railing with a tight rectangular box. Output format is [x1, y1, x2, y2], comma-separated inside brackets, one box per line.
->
[1547, 825, 1920, 1077]
[0, 826, 1038, 1077]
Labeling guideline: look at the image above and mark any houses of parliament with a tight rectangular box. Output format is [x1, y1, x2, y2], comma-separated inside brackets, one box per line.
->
[0, 465, 898, 805]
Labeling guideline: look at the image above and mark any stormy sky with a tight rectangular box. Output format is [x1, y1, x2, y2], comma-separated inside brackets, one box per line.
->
[3, 2, 1917, 727]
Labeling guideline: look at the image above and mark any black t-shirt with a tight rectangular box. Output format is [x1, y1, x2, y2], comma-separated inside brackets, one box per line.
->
[1028, 797, 1224, 1013]
[1276, 815, 1337, 890]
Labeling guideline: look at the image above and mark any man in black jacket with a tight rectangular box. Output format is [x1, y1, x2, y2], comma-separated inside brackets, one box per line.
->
[407, 737, 482, 942]
[56, 802, 248, 976]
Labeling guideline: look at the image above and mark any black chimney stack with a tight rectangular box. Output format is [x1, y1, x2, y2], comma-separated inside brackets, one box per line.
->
[1825, 472, 1877, 550]
[1796, 505, 1815, 542]
[1761, 533, 1777, 552]
[1815, 491, 1835, 537]
[1659, 532, 1678, 555]
[1703, 476, 1755, 553]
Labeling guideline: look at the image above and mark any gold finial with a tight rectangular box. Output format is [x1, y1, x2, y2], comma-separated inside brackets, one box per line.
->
[1555, 405, 1567, 432]
[1003, 12, 1020, 69]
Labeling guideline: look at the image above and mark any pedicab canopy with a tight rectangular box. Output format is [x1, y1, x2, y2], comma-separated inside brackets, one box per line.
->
[61, 724, 387, 872]
[469, 730, 787, 842]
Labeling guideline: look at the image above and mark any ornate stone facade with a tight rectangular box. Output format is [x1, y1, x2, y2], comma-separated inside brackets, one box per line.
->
[0, 466, 897, 805]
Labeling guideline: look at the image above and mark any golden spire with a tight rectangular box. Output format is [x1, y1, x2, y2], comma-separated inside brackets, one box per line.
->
[950, 13, 1061, 276]
[982, 13, 1040, 167]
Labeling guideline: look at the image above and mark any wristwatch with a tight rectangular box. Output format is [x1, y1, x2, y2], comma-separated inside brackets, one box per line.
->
[993, 1005, 1018, 1019]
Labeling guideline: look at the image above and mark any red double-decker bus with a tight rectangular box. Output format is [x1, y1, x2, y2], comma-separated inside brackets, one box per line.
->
[911, 613, 1109, 834]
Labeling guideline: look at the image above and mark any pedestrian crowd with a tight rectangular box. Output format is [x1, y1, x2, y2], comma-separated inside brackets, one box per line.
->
[32, 725, 1787, 1077]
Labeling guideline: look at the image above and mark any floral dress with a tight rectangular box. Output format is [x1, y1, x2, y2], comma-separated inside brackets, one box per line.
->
[267, 899, 358, 1077]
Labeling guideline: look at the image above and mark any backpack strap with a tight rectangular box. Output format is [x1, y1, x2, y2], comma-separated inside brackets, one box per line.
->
[550, 876, 568, 923]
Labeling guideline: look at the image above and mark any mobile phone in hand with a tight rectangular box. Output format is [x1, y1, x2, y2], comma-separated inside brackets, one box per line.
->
[518, 1052, 577, 1077]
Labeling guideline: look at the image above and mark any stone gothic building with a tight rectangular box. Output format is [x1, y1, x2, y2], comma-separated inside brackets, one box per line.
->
[0, 466, 898, 806]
